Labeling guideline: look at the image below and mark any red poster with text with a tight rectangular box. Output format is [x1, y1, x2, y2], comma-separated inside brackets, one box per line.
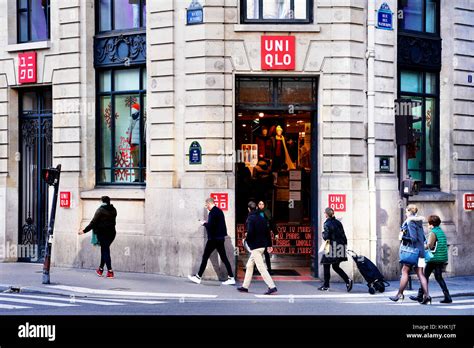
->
[60, 192, 71, 208]
[18, 52, 37, 84]
[328, 194, 346, 212]
[465, 193, 474, 211]
[261, 36, 296, 70]
[211, 193, 228, 211]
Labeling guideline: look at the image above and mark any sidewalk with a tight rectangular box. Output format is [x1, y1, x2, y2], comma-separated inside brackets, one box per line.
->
[1, 262, 473, 300]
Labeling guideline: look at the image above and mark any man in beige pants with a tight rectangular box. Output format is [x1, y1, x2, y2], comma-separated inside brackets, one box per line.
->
[237, 201, 277, 295]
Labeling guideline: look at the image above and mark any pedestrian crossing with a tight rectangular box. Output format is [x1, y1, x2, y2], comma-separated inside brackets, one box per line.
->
[339, 295, 474, 310]
[0, 292, 165, 311]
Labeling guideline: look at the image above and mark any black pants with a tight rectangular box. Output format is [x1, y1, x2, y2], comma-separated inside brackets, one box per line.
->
[98, 233, 116, 271]
[323, 262, 349, 287]
[423, 262, 449, 293]
[264, 249, 272, 272]
[198, 239, 234, 278]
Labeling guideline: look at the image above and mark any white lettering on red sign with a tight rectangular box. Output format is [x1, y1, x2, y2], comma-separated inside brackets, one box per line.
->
[261, 36, 296, 70]
[210, 193, 228, 211]
[465, 194, 474, 211]
[18, 52, 37, 84]
[328, 194, 346, 212]
[60, 192, 71, 208]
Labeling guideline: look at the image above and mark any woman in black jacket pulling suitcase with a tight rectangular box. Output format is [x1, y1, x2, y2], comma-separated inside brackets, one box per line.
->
[318, 207, 353, 292]
[79, 196, 117, 279]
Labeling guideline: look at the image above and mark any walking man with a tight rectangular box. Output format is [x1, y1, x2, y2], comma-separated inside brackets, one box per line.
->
[237, 201, 277, 295]
[188, 198, 236, 285]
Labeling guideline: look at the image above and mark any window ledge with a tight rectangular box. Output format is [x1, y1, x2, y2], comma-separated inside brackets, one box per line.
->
[234, 24, 321, 33]
[81, 187, 145, 201]
[408, 191, 456, 203]
[6, 41, 51, 52]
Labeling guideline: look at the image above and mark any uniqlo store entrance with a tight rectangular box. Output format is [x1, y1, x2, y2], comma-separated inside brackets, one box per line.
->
[235, 76, 318, 279]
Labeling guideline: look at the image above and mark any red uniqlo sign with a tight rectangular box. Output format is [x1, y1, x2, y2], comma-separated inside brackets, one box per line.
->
[261, 36, 296, 70]
[464, 193, 474, 211]
[328, 194, 346, 212]
[60, 192, 71, 208]
[211, 193, 228, 211]
[18, 52, 37, 84]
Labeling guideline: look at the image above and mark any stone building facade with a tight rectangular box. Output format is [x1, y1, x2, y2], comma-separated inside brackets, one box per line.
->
[0, 0, 473, 281]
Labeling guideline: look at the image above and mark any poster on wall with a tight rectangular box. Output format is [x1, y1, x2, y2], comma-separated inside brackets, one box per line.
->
[241, 144, 258, 167]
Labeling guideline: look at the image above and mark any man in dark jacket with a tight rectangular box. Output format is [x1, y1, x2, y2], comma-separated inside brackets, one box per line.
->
[237, 201, 277, 295]
[319, 207, 353, 292]
[188, 198, 235, 285]
[78, 196, 117, 279]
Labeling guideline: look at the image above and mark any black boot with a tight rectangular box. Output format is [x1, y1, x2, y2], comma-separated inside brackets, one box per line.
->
[409, 288, 423, 302]
[440, 290, 452, 304]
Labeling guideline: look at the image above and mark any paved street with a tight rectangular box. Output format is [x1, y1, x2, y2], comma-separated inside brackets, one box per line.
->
[0, 263, 473, 315]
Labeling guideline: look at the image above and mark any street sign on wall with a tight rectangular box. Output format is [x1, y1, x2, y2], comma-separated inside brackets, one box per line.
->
[60, 192, 71, 208]
[189, 141, 202, 164]
[328, 194, 346, 212]
[18, 52, 37, 84]
[377, 2, 393, 30]
[464, 193, 474, 211]
[261, 36, 296, 70]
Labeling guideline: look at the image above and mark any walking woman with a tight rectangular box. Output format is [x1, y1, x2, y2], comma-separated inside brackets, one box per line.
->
[258, 201, 274, 274]
[318, 207, 353, 292]
[390, 204, 430, 304]
[409, 215, 452, 303]
[78, 196, 117, 279]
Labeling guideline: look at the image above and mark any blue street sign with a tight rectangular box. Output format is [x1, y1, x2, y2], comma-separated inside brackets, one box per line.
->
[469, 75, 473, 83]
[189, 141, 202, 165]
[377, 3, 393, 30]
[187, 0, 203, 25]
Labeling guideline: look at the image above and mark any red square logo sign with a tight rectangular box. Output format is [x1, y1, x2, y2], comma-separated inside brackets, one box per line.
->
[465, 193, 474, 211]
[60, 192, 71, 208]
[211, 193, 228, 211]
[328, 194, 346, 212]
[261, 36, 296, 70]
[18, 52, 37, 84]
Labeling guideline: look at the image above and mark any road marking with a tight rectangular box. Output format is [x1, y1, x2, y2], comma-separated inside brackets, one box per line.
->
[47, 285, 217, 299]
[254, 293, 387, 299]
[0, 293, 122, 306]
[438, 305, 474, 310]
[0, 303, 31, 310]
[0, 297, 78, 307]
[102, 299, 165, 304]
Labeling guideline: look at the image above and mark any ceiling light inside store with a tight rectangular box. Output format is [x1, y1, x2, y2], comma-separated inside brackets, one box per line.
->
[238, 113, 243, 117]
[259, 113, 264, 118]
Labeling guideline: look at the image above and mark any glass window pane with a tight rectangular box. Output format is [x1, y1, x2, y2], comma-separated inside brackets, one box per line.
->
[142, 0, 146, 26]
[400, 0, 423, 32]
[19, 0, 28, 10]
[263, 0, 292, 19]
[401, 71, 423, 93]
[19, 11, 29, 42]
[294, 0, 307, 19]
[114, 69, 140, 91]
[99, 70, 111, 92]
[100, 0, 112, 31]
[114, 94, 141, 183]
[30, 0, 49, 41]
[280, 79, 314, 104]
[238, 79, 273, 104]
[426, 72, 436, 94]
[22, 92, 37, 112]
[99, 96, 113, 171]
[426, 0, 437, 33]
[425, 98, 436, 170]
[114, 0, 141, 30]
[43, 90, 52, 112]
[246, 0, 259, 19]
[141, 68, 147, 90]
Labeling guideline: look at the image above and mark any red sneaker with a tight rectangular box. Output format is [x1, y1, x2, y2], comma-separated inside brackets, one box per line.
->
[106, 270, 115, 279]
[96, 268, 104, 277]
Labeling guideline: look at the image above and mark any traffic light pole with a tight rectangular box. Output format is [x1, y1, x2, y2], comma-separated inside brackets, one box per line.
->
[42, 164, 61, 284]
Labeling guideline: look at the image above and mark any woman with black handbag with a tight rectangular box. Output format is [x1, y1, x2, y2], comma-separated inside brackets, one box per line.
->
[390, 204, 431, 304]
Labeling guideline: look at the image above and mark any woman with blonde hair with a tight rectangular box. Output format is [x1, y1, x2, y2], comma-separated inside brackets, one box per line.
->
[390, 204, 431, 304]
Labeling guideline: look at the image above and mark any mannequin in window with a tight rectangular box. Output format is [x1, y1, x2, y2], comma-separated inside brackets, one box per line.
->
[271, 125, 296, 172]
[128, 103, 141, 181]
[256, 126, 273, 160]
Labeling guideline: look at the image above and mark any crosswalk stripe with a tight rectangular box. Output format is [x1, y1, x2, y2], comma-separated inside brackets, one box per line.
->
[0, 293, 122, 306]
[0, 303, 31, 309]
[439, 305, 474, 310]
[0, 297, 78, 307]
[102, 299, 165, 304]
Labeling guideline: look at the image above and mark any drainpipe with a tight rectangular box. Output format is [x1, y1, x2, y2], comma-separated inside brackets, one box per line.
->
[367, 0, 377, 263]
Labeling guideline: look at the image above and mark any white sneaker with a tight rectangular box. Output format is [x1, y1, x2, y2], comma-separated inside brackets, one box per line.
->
[222, 277, 236, 285]
[188, 274, 201, 284]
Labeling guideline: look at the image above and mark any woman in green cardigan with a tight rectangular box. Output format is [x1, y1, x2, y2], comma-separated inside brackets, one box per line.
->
[410, 215, 452, 303]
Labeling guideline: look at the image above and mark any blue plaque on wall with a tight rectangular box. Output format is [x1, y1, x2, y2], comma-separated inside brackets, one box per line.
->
[187, 0, 203, 25]
[189, 141, 202, 165]
[377, 3, 393, 30]
[380, 157, 390, 172]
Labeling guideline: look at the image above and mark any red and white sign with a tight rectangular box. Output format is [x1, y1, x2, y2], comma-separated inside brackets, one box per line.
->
[18, 52, 37, 84]
[261, 36, 296, 70]
[60, 192, 71, 208]
[328, 194, 346, 212]
[464, 193, 474, 211]
[211, 193, 228, 211]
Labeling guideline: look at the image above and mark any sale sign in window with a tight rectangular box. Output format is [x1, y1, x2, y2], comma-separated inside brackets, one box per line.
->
[261, 36, 296, 70]
[18, 52, 37, 84]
